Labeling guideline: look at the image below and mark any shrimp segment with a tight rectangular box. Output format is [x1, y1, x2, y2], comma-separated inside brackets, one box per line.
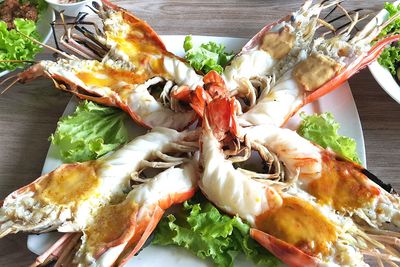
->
[24, 59, 197, 130]
[5, 0, 203, 130]
[235, 6, 400, 127]
[222, 0, 334, 98]
[199, 102, 376, 266]
[72, 163, 198, 266]
[0, 127, 197, 237]
[199, 98, 400, 266]
[243, 124, 400, 229]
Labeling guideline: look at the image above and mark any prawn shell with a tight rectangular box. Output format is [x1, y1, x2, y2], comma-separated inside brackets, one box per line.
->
[250, 229, 320, 267]
[101, 0, 166, 51]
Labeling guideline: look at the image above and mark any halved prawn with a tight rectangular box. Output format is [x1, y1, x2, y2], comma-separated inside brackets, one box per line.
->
[32, 162, 198, 267]
[0, 127, 199, 266]
[199, 97, 400, 266]
[1, 0, 203, 130]
[236, 4, 400, 127]
[222, 0, 338, 105]
[242, 124, 400, 231]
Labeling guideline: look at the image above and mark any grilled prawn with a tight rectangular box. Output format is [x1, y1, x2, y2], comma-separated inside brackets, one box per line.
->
[4, 0, 203, 130]
[242, 124, 400, 230]
[222, 0, 334, 105]
[236, 4, 400, 127]
[199, 98, 400, 266]
[0, 128, 197, 266]
[32, 163, 198, 267]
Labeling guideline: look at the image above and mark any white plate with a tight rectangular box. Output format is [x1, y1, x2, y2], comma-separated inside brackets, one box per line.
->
[0, 6, 55, 77]
[27, 35, 366, 266]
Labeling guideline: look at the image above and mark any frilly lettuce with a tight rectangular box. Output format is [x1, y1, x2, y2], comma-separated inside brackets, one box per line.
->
[153, 199, 279, 267]
[0, 0, 48, 71]
[183, 35, 235, 74]
[50, 101, 128, 163]
[297, 112, 361, 164]
[377, 2, 400, 75]
[0, 18, 42, 71]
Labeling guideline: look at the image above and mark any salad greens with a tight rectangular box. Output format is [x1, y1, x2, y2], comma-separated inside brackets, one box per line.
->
[377, 2, 400, 75]
[153, 197, 279, 267]
[0, 0, 47, 71]
[183, 35, 235, 74]
[297, 112, 361, 164]
[0, 19, 42, 71]
[50, 101, 128, 163]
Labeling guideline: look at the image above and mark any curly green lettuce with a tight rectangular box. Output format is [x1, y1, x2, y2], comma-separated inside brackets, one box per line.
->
[183, 35, 235, 74]
[377, 2, 400, 75]
[0, 0, 48, 71]
[297, 112, 361, 164]
[50, 101, 128, 163]
[0, 18, 42, 71]
[153, 199, 279, 267]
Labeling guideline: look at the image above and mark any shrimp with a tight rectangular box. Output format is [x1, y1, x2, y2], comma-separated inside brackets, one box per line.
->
[236, 4, 400, 127]
[2, 0, 203, 130]
[222, 0, 337, 106]
[32, 163, 198, 267]
[243, 124, 400, 231]
[199, 98, 400, 266]
[0, 127, 197, 237]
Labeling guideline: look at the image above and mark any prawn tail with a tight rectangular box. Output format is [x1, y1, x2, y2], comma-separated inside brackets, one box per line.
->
[115, 206, 164, 266]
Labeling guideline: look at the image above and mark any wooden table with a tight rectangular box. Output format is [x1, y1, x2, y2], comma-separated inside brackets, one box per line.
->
[1, 0, 399, 266]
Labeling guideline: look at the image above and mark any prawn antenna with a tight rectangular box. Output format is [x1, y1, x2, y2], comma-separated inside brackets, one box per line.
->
[0, 77, 20, 95]
[15, 30, 75, 60]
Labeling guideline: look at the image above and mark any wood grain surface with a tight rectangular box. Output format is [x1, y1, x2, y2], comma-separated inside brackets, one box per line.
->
[0, 0, 399, 266]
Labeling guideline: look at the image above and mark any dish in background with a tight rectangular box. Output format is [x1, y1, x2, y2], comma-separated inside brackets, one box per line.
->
[369, 61, 400, 104]
[28, 35, 367, 267]
[0, 5, 55, 78]
[44, 0, 97, 17]
[368, 0, 400, 104]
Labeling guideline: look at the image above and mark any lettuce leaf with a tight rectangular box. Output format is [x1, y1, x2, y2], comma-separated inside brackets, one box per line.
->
[0, 0, 48, 71]
[183, 35, 234, 74]
[153, 200, 279, 267]
[377, 3, 400, 74]
[297, 112, 361, 164]
[0, 18, 42, 71]
[50, 101, 128, 163]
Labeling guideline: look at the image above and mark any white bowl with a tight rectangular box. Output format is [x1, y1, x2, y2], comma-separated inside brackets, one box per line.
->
[45, 0, 97, 17]
[367, 0, 400, 104]
[369, 61, 400, 104]
[0, 6, 55, 77]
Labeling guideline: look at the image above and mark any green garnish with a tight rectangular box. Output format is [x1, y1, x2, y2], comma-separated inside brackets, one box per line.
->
[297, 112, 361, 164]
[0, 0, 48, 71]
[183, 35, 235, 74]
[50, 101, 128, 163]
[377, 3, 400, 75]
[153, 198, 279, 267]
[0, 19, 42, 71]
